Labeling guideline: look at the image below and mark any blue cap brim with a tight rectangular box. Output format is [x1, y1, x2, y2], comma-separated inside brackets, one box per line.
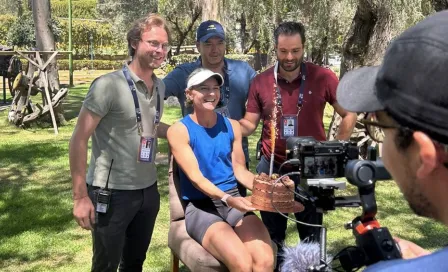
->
[198, 33, 225, 43]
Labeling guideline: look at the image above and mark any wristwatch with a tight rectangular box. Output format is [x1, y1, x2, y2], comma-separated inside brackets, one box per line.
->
[221, 194, 231, 207]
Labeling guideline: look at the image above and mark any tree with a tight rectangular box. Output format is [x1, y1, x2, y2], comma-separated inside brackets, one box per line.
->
[196, 0, 221, 21]
[32, 0, 65, 124]
[339, 0, 393, 77]
[326, 0, 394, 157]
[327, 0, 431, 158]
[0, 0, 21, 15]
[97, 0, 158, 35]
[6, 11, 35, 48]
[159, 0, 202, 54]
[431, 0, 448, 11]
[220, 0, 277, 56]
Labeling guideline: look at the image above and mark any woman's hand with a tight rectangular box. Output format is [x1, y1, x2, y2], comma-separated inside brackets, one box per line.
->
[227, 196, 256, 212]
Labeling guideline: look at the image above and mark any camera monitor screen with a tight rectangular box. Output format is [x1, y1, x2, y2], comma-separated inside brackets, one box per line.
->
[303, 156, 338, 178]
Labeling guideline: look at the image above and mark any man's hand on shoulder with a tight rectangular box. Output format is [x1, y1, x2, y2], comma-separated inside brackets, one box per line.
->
[157, 122, 170, 139]
[167, 122, 188, 147]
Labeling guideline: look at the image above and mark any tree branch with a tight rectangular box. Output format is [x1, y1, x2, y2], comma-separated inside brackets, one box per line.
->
[243, 39, 256, 54]
[431, 0, 448, 11]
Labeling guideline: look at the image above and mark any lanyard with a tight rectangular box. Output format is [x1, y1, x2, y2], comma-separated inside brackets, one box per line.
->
[122, 66, 161, 136]
[220, 72, 230, 105]
[273, 61, 306, 115]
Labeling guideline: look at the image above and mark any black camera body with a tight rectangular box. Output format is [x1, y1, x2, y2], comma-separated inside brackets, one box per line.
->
[286, 136, 359, 179]
[281, 137, 402, 271]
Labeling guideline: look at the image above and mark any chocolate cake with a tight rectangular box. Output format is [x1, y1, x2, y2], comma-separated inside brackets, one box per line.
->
[251, 173, 295, 211]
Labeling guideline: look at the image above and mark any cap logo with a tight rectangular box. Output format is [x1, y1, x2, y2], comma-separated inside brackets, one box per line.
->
[207, 25, 216, 31]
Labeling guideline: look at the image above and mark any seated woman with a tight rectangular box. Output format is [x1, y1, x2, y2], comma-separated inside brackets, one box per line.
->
[167, 68, 274, 272]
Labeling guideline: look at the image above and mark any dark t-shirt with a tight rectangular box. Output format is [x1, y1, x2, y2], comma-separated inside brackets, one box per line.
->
[246, 62, 338, 165]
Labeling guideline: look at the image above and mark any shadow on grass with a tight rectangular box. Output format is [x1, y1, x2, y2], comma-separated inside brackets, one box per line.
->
[62, 85, 89, 122]
[0, 139, 68, 166]
[0, 168, 73, 238]
[0, 141, 76, 268]
[156, 163, 170, 198]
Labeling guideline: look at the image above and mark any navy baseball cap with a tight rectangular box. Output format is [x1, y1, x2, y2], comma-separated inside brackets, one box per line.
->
[336, 10, 448, 144]
[196, 20, 225, 42]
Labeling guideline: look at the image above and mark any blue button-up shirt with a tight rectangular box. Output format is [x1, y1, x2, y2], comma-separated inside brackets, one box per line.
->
[164, 57, 257, 164]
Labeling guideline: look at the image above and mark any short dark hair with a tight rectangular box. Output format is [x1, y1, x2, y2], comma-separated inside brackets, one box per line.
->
[395, 127, 414, 151]
[395, 127, 448, 168]
[274, 21, 306, 45]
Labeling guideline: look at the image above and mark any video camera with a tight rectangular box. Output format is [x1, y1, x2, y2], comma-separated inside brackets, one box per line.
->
[284, 137, 360, 212]
[279, 136, 402, 271]
[286, 136, 359, 179]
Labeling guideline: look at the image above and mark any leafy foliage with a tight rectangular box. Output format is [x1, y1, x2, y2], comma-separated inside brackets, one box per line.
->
[159, 0, 202, 50]
[0, 0, 20, 15]
[170, 53, 254, 67]
[51, 0, 98, 19]
[0, 15, 16, 45]
[5, 10, 62, 49]
[20, 58, 126, 70]
[58, 59, 125, 70]
[97, 0, 158, 35]
[6, 12, 35, 48]
[1, 0, 439, 66]
[57, 19, 127, 56]
[170, 54, 199, 66]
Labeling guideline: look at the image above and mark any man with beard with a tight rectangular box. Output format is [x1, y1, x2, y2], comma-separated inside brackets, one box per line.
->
[337, 10, 448, 271]
[163, 20, 256, 197]
[239, 21, 357, 270]
[69, 14, 170, 271]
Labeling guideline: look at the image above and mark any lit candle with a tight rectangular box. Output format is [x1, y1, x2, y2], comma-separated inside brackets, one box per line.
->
[269, 87, 277, 176]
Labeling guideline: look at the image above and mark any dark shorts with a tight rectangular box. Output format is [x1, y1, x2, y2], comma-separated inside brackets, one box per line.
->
[185, 187, 255, 245]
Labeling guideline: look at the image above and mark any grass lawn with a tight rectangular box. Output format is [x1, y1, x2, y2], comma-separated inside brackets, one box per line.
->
[1, 78, 447, 271]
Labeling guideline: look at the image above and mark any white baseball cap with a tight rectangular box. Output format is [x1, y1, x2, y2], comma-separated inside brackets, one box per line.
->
[187, 68, 224, 89]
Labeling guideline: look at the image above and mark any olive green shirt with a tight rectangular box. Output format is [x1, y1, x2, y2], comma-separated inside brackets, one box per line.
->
[84, 65, 165, 190]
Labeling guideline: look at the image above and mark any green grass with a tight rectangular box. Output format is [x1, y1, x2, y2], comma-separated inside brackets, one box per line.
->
[0, 82, 447, 272]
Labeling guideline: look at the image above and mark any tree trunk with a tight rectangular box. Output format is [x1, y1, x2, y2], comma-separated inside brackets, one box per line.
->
[201, 0, 220, 21]
[327, 0, 393, 158]
[311, 36, 328, 65]
[431, 0, 448, 11]
[238, 12, 247, 54]
[168, 6, 202, 55]
[17, 0, 23, 16]
[266, 0, 279, 66]
[340, 0, 392, 78]
[32, 0, 66, 125]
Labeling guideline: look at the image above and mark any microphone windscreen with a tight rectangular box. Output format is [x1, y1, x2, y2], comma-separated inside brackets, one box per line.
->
[281, 242, 331, 272]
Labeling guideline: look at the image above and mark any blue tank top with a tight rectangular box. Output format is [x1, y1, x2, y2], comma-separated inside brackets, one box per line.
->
[179, 114, 237, 200]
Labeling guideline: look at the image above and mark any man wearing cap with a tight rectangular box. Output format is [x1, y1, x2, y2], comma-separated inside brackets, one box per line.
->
[164, 20, 257, 197]
[337, 10, 448, 271]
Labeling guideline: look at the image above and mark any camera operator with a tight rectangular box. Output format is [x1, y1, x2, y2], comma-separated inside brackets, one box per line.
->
[239, 21, 357, 270]
[336, 10, 448, 271]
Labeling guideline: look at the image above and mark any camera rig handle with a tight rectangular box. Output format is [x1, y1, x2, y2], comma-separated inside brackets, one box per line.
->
[338, 159, 402, 271]
[345, 159, 378, 222]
